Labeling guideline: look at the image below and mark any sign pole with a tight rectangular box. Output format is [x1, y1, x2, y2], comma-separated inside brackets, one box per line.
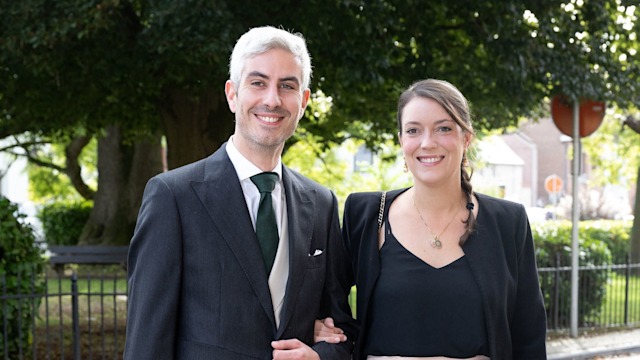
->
[570, 97, 581, 337]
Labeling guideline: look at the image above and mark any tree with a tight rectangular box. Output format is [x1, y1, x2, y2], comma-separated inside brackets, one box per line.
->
[623, 115, 640, 262]
[1, 0, 638, 245]
[582, 110, 640, 261]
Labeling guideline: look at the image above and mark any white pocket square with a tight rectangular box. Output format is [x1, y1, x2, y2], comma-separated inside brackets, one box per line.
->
[312, 249, 323, 256]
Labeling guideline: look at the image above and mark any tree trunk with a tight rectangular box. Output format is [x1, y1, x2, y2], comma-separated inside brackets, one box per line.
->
[80, 87, 232, 245]
[160, 88, 234, 169]
[631, 165, 640, 263]
[64, 136, 95, 200]
[79, 125, 163, 245]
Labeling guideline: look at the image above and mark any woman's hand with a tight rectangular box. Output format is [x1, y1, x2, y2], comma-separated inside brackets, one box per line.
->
[313, 317, 347, 344]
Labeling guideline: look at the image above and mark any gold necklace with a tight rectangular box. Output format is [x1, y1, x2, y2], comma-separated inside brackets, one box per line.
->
[412, 194, 458, 249]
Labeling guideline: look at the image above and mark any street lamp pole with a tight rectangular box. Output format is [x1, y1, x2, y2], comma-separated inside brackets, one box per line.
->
[570, 97, 581, 337]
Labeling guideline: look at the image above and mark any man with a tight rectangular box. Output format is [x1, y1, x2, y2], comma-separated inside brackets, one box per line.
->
[124, 26, 356, 359]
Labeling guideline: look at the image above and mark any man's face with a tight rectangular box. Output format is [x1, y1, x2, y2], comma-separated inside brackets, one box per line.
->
[225, 48, 310, 154]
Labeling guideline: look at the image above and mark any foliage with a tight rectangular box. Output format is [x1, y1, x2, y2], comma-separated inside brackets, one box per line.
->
[1, 0, 638, 245]
[1, 0, 638, 147]
[580, 109, 639, 263]
[38, 201, 93, 246]
[533, 220, 630, 327]
[580, 107, 639, 223]
[582, 220, 633, 264]
[27, 138, 98, 202]
[0, 196, 46, 358]
[556, 189, 633, 220]
[283, 137, 411, 215]
[582, 108, 640, 190]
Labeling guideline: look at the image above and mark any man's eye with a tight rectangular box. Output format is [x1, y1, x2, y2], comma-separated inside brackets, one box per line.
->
[251, 81, 265, 86]
[280, 84, 295, 90]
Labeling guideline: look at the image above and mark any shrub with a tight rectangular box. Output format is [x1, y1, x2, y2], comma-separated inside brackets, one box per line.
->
[581, 220, 633, 264]
[0, 196, 46, 358]
[534, 220, 613, 327]
[38, 201, 92, 245]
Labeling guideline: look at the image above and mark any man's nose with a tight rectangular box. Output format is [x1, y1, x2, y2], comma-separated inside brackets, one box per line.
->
[263, 85, 282, 109]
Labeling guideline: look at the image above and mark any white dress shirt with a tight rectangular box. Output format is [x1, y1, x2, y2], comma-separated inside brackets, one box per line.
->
[226, 136, 289, 328]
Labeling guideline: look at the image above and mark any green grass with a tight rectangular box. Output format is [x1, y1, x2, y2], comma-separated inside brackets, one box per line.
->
[45, 275, 127, 294]
[30, 271, 129, 358]
[599, 271, 640, 326]
[38, 272, 127, 328]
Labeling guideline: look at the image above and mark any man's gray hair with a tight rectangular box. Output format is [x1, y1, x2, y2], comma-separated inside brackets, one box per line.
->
[229, 26, 312, 90]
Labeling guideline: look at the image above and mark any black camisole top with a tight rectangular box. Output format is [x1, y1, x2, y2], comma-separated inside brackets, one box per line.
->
[363, 216, 490, 357]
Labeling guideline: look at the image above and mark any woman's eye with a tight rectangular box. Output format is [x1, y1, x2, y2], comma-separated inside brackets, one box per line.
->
[405, 128, 418, 134]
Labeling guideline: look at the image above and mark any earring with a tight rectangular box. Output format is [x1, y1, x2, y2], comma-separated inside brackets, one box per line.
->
[403, 159, 409, 173]
[462, 154, 469, 168]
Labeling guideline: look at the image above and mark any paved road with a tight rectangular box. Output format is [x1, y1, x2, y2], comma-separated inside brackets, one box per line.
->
[547, 328, 640, 360]
[593, 354, 640, 359]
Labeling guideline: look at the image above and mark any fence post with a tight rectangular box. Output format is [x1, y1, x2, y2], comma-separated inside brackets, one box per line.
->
[16, 271, 24, 360]
[553, 252, 560, 330]
[2, 273, 8, 360]
[624, 254, 630, 325]
[71, 272, 80, 360]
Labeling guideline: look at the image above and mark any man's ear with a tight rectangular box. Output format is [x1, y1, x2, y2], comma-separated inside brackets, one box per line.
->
[224, 80, 237, 113]
[296, 88, 311, 119]
[301, 88, 311, 109]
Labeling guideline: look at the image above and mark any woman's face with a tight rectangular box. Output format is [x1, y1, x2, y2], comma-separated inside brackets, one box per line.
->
[398, 96, 471, 187]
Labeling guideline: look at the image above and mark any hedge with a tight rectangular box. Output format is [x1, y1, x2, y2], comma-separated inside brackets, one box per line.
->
[0, 196, 46, 358]
[38, 201, 92, 245]
[533, 220, 632, 327]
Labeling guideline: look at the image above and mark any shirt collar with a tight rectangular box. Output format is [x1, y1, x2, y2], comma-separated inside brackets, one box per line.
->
[226, 135, 282, 182]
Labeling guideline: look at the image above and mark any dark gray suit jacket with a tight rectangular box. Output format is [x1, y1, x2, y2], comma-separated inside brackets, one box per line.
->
[124, 143, 356, 359]
[343, 189, 547, 360]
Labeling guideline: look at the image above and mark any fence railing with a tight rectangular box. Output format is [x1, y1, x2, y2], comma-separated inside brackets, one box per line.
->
[538, 258, 640, 333]
[2, 260, 640, 359]
[2, 267, 127, 360]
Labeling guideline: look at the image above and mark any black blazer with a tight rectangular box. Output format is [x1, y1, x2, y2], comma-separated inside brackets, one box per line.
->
[342, 188, 547, 360]
[124, 143, 356, 359]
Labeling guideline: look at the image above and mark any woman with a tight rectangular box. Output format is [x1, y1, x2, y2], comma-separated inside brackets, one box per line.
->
[317, 79, 547, 359]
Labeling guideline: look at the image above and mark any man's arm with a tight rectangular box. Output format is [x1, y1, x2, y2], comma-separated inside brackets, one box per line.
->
[310, 192, 357, 359]
[124, 177, 182, 359]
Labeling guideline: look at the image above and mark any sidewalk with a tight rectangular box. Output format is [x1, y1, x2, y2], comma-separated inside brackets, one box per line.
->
[547, 328, 640, 359]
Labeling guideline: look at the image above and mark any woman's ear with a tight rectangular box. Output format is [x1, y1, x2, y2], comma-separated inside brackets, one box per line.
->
[464, 133, 473, 150]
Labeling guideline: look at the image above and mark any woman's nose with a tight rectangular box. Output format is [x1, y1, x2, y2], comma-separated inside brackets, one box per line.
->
[420, 133, 436, 148]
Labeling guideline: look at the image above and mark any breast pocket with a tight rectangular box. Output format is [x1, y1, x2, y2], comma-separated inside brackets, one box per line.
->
[307, 247, 326, 269]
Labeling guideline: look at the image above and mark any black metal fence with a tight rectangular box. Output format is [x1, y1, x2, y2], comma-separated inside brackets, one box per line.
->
[2, 261, 640, 359]
[539, 258, 640, 333]
[1, 267, 127, 360]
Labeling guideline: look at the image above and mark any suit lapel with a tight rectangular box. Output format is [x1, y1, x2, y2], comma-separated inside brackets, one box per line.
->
[276, 167, 315, 337]
[190, 144, 276, 328]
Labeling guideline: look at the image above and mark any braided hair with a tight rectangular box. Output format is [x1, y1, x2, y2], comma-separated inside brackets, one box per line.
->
[396, 79, 477, 245]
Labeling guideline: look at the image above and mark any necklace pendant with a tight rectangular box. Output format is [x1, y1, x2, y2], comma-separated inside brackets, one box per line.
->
[431, 237, 442, 249]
